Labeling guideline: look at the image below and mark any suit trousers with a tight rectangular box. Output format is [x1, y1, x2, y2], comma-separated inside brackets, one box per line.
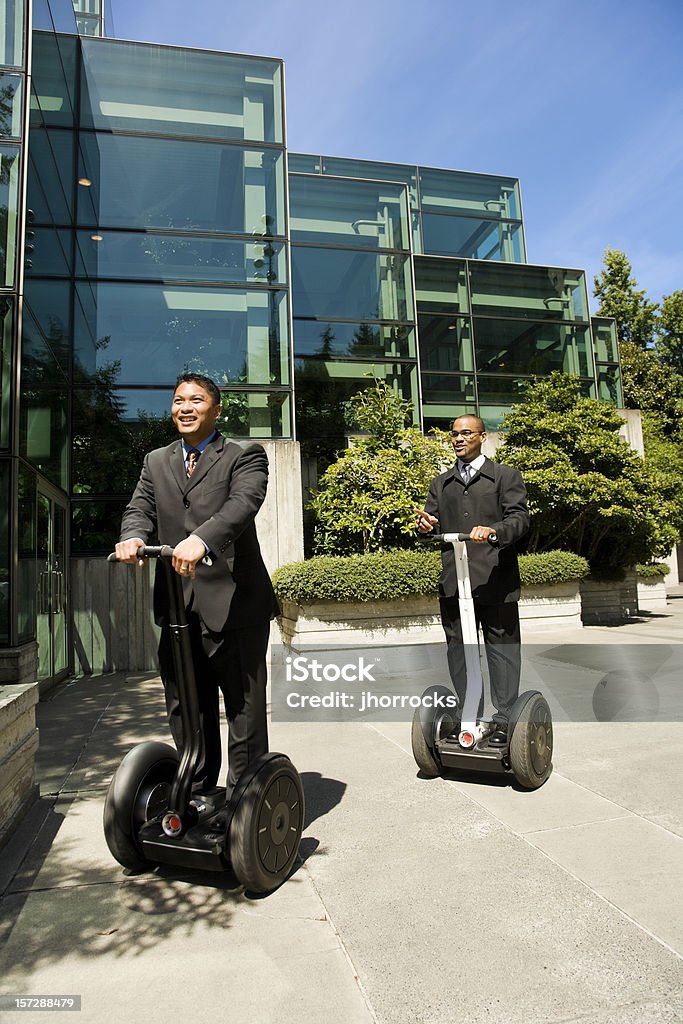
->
[158, 612, 269, 795]
[439, 596, 521, 725]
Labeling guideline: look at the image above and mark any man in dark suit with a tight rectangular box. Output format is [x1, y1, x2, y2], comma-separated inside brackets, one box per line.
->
[114, 372, 279, 797]
[416, 415, 529, 745]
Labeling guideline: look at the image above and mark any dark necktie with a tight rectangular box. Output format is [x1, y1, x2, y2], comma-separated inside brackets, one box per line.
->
[186, 449, 200, 478]
[461, 463, 472, 485]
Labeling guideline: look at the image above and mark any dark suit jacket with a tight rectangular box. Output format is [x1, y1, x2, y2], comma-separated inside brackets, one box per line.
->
[119, 433, 279, 632]
[424, 457, 529, 605]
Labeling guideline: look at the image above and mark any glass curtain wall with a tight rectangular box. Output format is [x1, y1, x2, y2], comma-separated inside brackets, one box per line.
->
[289, 171, 417, 462]
[25, 35, 289, 553]
[290, 154, 525, 263]
[416, 257, 597, 430]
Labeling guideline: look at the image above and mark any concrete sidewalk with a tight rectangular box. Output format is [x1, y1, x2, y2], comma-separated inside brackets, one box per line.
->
[1, 598, 682, 1024]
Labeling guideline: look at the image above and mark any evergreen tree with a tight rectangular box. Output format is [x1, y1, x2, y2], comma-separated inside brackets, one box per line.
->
[593, 249, 659, 349]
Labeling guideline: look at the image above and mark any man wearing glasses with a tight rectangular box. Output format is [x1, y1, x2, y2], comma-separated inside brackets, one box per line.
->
[416, 415, 529, 746]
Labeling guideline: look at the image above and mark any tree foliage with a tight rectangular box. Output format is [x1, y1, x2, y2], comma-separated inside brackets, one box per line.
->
[593, 248, 659, 348]
[309, 380, 451, 554]
[495, 373, 680, 572]
[657, 289, 683, 376]
[618, 340, 683, 430]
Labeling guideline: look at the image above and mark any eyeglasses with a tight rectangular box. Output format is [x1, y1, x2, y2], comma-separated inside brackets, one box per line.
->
[450, 429, 480, 438]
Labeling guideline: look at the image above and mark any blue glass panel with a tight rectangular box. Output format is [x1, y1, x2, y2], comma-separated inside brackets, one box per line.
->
[30, 30, 78, 128]
[0, 143, 20, 286]
[288, 153, 321, 173]
[1, 0, 24, 67]
[414, 256, 468, 313]
[418, 315, 474, 372]
[27, 128, 75, 225]
[293, 320, 415, 359]
[0, 75, 23, 138]
[77, 134, 285, 236]
[289, 174, 410, 250]
[422, 213, 524, 262]
[25, 227, 72, 277]
[74, 281, 289, 386]
[421, 373, 476, 405]
[80, 39, 284, 143]
[469, 264, 589, 322]
[322, 157, 418, 208]
[473, 319, 592, 376]
[0, 298, 12, 449]
[74, 231, 287, 285]
[23, 280, 71, 371]
[419, 168, 520, 220]
[291, 247, 413, 322]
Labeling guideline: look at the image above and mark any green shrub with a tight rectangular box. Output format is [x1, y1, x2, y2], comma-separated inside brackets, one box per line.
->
[272, 549, 589, 604]
[635, 562, 671, 579]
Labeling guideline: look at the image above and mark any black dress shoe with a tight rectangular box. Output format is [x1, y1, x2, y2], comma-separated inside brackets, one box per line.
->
[488, 725, 508, 747]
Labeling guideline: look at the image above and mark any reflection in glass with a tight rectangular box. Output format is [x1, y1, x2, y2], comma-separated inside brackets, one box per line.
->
[30, 30, 78, 128]
[473, 319, 592, 376]
[19, 384, 69, 489]
[469, 264, 588, 322]
[421, 372, 476, 404]
[476, 376, 534, 403]
[289, 174, 411, 250]
[23, 280, 71, 370]
[74, 231, 287, 285]
[73, 386, 291, 494]
[291, 247, 413, 323]
[289, 153, 321, 173]
[597, 365, 623, 406]
[418, 315, 473, 372]
[0, 0, 24, 68]
[0, 74, 22, 138]
[27, 127, 75, 225]
[592, 317, 619, 363]
[295, 358, 419, 461]
[0, 298, 13, 448]
[0, 460, 8, 642]
[80, 40, 283, 143]
[0, 143, 20, 286]
[23, 226, 72, 277]
[74, 281, 289, 386]
[322, 156, 418, 208]
[71, 497, 128, 555]
[422, 213, 524, 262]
[77, 134, 285, 236]
[419, 168, 520, 220]
[293, 320, 415, 360]
[414, 256, 468, 313]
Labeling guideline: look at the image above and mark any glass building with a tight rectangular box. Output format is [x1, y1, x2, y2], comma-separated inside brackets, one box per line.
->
[1, 0, 621, 688]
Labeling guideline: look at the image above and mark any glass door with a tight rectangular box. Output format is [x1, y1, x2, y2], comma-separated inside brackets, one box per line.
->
[36, 486, 69, 685]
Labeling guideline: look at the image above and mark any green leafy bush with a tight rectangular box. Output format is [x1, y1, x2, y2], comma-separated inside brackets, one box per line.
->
[272, 549, 589, 604]
[635, 562, 671, 579]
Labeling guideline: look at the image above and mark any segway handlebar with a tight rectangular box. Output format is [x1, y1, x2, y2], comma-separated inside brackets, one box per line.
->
[418, 532, 497, 544]
[107, 545, 175, 562]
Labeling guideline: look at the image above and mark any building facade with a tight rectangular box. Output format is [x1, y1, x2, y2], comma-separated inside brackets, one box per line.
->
[1, 0, 621, 689]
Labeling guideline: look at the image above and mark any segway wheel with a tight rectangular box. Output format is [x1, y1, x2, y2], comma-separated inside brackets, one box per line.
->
[509, 693, 553, 790]
[411, 685, 455, 777]
[103, 741, 179, 871]
[229, 755, 304, 894]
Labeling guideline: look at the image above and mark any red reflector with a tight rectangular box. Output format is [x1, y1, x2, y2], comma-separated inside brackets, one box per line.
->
[169, 816, 181, 830]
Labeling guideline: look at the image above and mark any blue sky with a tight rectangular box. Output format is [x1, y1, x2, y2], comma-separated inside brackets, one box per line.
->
[107, 0, 683, 309]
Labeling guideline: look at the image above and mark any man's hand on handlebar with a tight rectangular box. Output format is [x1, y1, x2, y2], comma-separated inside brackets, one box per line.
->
[469, 525, 497, 543]
[114, 538, 145, 565]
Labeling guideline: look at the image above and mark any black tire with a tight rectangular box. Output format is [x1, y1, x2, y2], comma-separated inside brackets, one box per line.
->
[410, 685, 456, 777]
[229, 755, 304, 893]
[103, 741, 179, 871]
[509, 694, 553, 790]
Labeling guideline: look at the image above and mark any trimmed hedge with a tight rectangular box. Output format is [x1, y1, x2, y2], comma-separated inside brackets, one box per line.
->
[636, 562, 671, 579]
[272, 548, 589, 604]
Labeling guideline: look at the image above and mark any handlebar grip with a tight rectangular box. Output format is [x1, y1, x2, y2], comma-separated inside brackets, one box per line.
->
[107, 545, 175, 562]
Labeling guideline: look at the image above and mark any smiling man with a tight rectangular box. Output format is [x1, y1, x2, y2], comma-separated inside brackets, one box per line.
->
[416, 415, 529, 745]
[114, 372, 279, 798]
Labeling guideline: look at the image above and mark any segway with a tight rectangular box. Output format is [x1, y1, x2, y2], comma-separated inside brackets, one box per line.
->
[104, 546, 304, 893]
[411, 533, 553, 789]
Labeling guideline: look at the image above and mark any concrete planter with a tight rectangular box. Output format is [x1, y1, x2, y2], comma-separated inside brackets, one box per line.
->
[0, 683, 40, 850]
[278, 580, 584, 647]
[579, 570, 638, 625]
[637, 576, 668, 613]
[278, 595, 442, 648]
[519, 581, 582, 628]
